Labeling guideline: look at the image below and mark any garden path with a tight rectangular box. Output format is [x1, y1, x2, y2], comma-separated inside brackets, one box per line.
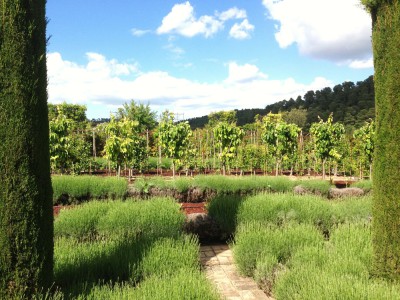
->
[200, 244, 274, 300]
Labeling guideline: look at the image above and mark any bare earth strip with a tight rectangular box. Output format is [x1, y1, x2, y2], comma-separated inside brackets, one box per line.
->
[200, 245, 274, 300]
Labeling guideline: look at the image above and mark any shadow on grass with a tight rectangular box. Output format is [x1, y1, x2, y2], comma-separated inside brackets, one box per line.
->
[56, 234, 153, 299]
[207, 195, 244, 242]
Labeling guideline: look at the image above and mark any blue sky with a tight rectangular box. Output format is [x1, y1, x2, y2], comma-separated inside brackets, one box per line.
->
[46, 0, 373, 120]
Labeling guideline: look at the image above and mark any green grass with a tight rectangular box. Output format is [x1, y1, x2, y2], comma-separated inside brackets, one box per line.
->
[52, 197, 217, 299]
[52, 175, 128, 205]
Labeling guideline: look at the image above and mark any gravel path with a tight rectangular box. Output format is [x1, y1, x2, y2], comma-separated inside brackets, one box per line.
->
[200, 244, 274, 300]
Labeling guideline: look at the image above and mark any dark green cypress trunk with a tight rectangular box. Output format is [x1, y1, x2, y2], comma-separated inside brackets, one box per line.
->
[371, 1, 400, 280]
[0, 0, 53, 298]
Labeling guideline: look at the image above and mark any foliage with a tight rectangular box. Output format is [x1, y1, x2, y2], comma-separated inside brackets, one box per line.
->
[240, 144, 264, 173]
[213, 122, 244, 174]
[48, 102, 87, 127]
[49, 111, 71, 172]
[104, 116, 147, 175]
[157, 111, 193, 177]
[207, 110, 237, 127]
[368, 0, 400, 280]
[361, 0, 382, 11]
[49, 104, 91, 174]
[282, 108, 308, 128]
[0, 1, 53, 297]
[261, 113, 301, 175]
[354, 120, 375, 177]
[310, 114, 345, 178]
[116, 100, 157, 132]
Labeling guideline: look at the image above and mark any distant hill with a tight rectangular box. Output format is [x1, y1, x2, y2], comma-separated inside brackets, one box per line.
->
[187, 75, 375, 131]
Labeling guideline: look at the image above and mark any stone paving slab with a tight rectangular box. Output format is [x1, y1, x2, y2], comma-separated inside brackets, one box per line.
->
[200, 244, 274, 300]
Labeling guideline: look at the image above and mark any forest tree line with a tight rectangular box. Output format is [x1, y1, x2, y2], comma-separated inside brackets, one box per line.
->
[188, 75, 374, 132]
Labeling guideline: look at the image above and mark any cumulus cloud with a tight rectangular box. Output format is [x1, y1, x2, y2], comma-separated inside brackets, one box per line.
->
[225, 62, 267, 83]
[218, 7, 247, 21]
[229, 19, 255, 40]
[47, 52, 333, 119]
[262, 0, 372, 68]
[157, 1, 223, 38]
[157, 1, 254, 40]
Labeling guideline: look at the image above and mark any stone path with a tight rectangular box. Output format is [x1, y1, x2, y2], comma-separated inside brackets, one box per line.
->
[200, 244, 274, 300]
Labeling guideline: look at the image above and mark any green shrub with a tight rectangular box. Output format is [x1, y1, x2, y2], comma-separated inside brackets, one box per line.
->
[133, 177, 193, 193]
[52, 175, 128, 204]
[53, 198, 214, 298]
[54, 235, 146, 287]
[147, 156, 173, 170]
[229, 193, 387, 299]
[273, 222, 400, 300]
[296, 179, 332, 196]
[54, 201, 111, 240]
[96, 198, 184, 239]
[331, 196, 372, 225]
[352, 179, 373, 192]
[233, 222, 324, 277]
[140, 235, 199, 278]
[82, 268, 219, 300]
[207, 195, 243, 236]
[237, 193, 334, 234]
[194, 175, 294, 194]
[91, 157, 110, 170]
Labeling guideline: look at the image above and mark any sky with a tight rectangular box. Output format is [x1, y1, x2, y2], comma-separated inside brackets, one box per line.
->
[46, 0, 374, 120]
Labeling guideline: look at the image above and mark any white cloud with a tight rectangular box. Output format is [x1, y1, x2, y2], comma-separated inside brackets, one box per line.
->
[230, 19, 255, 40]
[225, 62, 267, 83]
[157, 2, 253, 39]
[47, 52, 333, 119]
[131, 28, 151, 37]
[262, 0, 373, 67]
[157, 1, 223, 38]
[348, 58, 374, 69]
[218, 7, 247, 21]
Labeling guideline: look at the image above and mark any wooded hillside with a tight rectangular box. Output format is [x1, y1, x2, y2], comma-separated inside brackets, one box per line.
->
[188, 75, 374, 132]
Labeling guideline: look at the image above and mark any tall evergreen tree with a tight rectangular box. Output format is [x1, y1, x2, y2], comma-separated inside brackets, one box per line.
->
[362, 0, 400, 280]
[0, 1, 53, 297]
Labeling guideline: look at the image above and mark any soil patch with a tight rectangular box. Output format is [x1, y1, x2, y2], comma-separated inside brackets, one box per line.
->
[181, 202, 207, 214]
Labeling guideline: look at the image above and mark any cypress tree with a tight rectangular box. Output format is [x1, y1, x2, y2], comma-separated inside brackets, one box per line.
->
[362, 0, 400, 279]
[0, 0, 53, 298]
